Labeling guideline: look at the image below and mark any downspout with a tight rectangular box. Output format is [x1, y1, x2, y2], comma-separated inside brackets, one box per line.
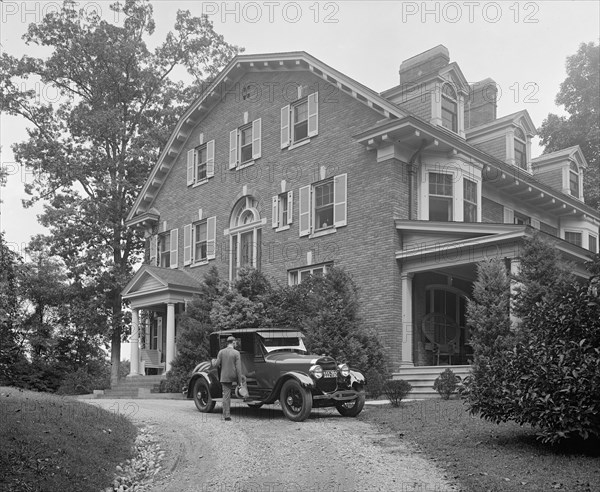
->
[408, 139, 429, 221]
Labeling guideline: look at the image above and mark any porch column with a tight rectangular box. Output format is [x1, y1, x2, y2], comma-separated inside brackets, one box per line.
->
[166, 303, 176, 372]
[128, 309, 140, 376]
[400, 272, 415, 367]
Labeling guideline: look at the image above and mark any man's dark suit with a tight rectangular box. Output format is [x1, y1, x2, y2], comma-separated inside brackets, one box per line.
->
[215, 344, 242, 419]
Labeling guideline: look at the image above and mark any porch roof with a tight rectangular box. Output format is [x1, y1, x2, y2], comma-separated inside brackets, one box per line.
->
[122, 265, 202, 308]
[395, 221, 593, 276]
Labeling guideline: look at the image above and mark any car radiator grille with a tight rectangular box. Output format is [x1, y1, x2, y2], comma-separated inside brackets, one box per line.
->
[317, 359, 338, 393]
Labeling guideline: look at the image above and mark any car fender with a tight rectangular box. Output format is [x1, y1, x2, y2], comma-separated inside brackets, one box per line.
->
[266, 371, 315, 402]
[187, 371, 221, 399]
[349, 369, 366, 387]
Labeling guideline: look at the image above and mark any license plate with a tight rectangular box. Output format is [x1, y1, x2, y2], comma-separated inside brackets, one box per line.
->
[323, 370, 337, 378]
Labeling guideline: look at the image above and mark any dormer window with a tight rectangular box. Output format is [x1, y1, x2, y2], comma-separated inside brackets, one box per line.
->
[514, 127, 527, 170]
[441, 84, 458, 132]
[569, 162, 580, 198]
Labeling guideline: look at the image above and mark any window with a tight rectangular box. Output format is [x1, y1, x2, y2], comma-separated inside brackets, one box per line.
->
[229, 197, 262, 280]
[155, 229, 178, 268]
[569, 163, 580, 198]
[514, 212, 530, 226]
[513, 127, 527, 170]
[299, 174, 347, 237]
[281, 92, 318, 149]
[196, 146, 207, 181]
[314, 180, 334, 231]
[229, 119, 261, 169]
[463, 179, 477, 223]
[565, 231, 582, 247]
[590, 235, 598, 254]
[289, 263, 332, 286]
[441, 84, 458, 133]
[183, 217, 216, 266]
[159, 233, 170, 268]
[429, 173, 453, 221]
[187, 140, 215, 186]
[194, 221, 207, 262]
[272, 191, 293, 230]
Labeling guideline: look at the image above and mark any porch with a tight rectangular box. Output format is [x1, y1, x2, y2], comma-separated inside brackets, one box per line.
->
[121, 265, 202, 378]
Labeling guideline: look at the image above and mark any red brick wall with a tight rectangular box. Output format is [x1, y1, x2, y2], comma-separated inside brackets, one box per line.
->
[151, 69, 409, 370]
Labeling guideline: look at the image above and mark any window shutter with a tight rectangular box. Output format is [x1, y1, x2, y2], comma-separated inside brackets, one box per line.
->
[280, 105, 290, 149]
[334, 174, 347, 227]
[299, 185, 311, 237]
[307, 92, 319, 137]
[149, 235, 158, 266]
[252, 118, 262, 159]
[229, 129, 238, 169]
[207, 216, 216, 260]
[170, 229, 178, 268]
[287, 190, 293, 225]
[503, 207, 514, 224]
[187, 149, 195, 185]
[183, 224, 192, 266]
[272, 195, 279, 228]
[206, 140, 215, 178]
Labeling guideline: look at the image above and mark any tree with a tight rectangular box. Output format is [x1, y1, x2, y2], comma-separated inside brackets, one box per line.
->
[0, 233, 27, 384]
[280, 268, 389, 375]
[464, 236, 600, 444]
[466, 258, 511, 354]
[512, 233, 576, 324]
[538, 42, 600, 210]
[0, 0, 241, 382]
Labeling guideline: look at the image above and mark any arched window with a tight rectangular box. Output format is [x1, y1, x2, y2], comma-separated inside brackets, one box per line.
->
[229, 196, 262, 280]
[441, 84, 458, 132]
[569, 162, 580, 198]
[514, 127, 527, 170]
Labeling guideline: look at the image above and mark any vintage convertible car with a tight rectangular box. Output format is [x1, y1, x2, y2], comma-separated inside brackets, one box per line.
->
[185, 328, 366, 421]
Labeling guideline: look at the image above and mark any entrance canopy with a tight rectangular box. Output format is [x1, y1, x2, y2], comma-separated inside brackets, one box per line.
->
[121, 264, 202, 309]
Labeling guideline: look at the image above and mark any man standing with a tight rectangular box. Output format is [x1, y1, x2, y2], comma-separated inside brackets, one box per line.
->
[215, 335, 243, 421]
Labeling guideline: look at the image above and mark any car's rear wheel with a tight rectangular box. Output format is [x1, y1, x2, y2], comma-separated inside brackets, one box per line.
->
[335, 389, 365, 417]
[280, 379, 312, 422]
[193, 378, 215, 413]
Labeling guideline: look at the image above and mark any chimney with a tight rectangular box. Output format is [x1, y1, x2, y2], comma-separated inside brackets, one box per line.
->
[398, 45, 450, 85]
[465, 78, 497, 129]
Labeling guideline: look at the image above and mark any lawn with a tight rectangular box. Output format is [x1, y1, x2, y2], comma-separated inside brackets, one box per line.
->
[360, 398, 600, 492]
[0, 387, 137, 492]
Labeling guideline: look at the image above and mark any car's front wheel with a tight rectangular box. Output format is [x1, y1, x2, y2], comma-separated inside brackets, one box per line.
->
[193, 378, 216, 413]
[279, 379, 312, 422]
[335, 389, 365, 417]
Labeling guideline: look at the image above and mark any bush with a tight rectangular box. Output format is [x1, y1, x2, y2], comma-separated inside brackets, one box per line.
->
[57, 367, 110, 395]
[433, 368, 460, 400]
[383, 379, 412, 407]
[365, 368, 385, 399]
[159, 372, 189, 394]
[465, 241, 600, 444]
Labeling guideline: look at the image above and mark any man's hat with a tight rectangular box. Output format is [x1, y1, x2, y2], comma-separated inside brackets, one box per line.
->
[227, 336, 236, 343]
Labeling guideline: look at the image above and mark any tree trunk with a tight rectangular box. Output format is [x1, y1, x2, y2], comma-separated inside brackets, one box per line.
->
[110, 293, 122, 386]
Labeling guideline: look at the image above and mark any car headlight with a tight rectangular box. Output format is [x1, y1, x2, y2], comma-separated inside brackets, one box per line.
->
[309, 364, 323, 379]
[338, 363, 350, 377]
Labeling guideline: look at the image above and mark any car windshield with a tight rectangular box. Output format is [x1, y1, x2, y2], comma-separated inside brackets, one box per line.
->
[259, 335, 308, 354]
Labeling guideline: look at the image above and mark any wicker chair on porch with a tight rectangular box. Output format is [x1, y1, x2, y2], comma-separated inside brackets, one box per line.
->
[421, 313, 460, 365]
[140, 349, 165, 375]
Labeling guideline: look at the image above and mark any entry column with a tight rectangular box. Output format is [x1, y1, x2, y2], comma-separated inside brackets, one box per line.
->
[128, 309, 140, 376]
[166, 303, 176, 372]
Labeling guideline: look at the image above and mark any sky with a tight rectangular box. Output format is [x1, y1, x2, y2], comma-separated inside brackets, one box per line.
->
[1, 0, 600, 257]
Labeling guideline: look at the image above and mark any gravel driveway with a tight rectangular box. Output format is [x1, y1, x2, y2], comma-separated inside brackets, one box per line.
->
[89, 399, 457, 492]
